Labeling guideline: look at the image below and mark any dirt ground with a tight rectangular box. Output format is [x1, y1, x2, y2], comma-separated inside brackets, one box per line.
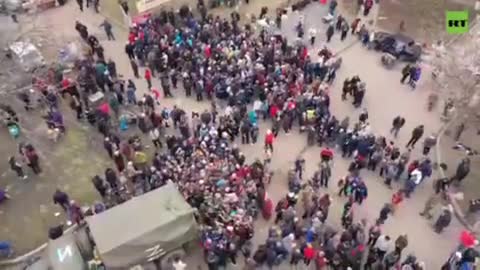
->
[341, 0, 475, 43]
[0, 99, 113, 253]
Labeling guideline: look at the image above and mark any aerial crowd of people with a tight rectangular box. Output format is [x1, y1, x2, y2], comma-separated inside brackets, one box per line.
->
[0, 0, 478, 269]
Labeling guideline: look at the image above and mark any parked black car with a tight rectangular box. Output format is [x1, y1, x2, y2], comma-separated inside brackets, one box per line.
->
[372, 32, 422, 62]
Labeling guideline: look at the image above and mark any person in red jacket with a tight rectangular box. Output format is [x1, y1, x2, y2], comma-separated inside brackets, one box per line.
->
[320, 147, 334, 161]
[262, 192, 273, 220]
[144, 68, 152, 89]
[265, 129, 274, 152]
[303, 244, 316, 265]
[269, 104, 279, 119]
[315, 250, 328, 269]
[204, 45, 211, 58]
[391, 190, 404, 213]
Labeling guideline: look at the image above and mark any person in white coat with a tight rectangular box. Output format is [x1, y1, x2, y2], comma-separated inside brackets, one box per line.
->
[374, 234, 392, 259]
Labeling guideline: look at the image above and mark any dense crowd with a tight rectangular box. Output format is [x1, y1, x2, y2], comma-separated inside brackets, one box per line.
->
[1, 0, 478, 269]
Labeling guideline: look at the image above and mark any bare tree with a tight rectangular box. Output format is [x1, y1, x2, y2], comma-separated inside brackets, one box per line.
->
[430, 26, 480, 122]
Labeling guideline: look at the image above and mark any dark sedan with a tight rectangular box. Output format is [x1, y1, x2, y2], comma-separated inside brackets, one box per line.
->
[372, 32, 422, 62]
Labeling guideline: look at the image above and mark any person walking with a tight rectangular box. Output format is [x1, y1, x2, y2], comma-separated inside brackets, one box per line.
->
[450, 157, 471, 185]
[351, 18, 361, 34]
[394, 235, 408, 253]
[91, 175, 107, 198]
[241, 119, 251, 144]
[125, 42, 135, 60]
[404, 168, 422, 197]
[100, 19, 115, 40]
[24, 145, 41, 174]
[161, 74, 173, 97]
[309, 27, 317, 46]
[419, 193, 442, 221]
[107, 59, 117, 78]
[390, 116, 405, 138]
[422, 134, 437, 155]
[363, 0, 373, 16]
[384, 161, 398, 188]
[409, 65, 422, 89]
[170, 70, 178, 89]
[320, 161, 331, 187]
[129, 59, 139, 78]
[376, 203, 392, 225]
[326, 23, 334, 42]
[359, 109, 368, 123]
[92, 0, 99, 13]
[150, 127, 162, 148]
[434, 205, 453, 233]
[374, 234, 392, 260]
[340, 21, 349, 41]
[303, 244, 316, 266]
[53, 189, 70, 212]
[400, 64, 411, 83]
[453, 122, 466, 142]
[105, 168, 119, 190]
[144, 68, 152, 89]
[76, 0, 83, 11]
[265, 130, 274, 152]
[329, 0, 337, 14]
[103, 137, 114, 158]
[75, 21, 89, 40]
[405, 125, 424, 148]
[8, 156, 27, 179]
[70, 94, 83, 119]
[250, 123, 259, 144]
[126, 80, 137, 104]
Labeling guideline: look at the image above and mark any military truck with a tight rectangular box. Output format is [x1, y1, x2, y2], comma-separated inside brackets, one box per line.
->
[86, 183, 198, 269]
[8, 183, 197, 270]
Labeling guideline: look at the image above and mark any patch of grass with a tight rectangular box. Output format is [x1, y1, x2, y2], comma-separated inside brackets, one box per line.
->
[0, 122, 111, 253]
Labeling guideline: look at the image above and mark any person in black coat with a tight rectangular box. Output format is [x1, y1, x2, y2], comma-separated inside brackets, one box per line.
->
[406, 125, 424, 148]
[105, 168, 118, 189]
[434, 207, 452, 233]
[326, 24, 335, 42]
[450, 158, 471, 184]
[53, 189, 70, 211]
[92, 175, 107, 198]
[75, 21, 88, 40]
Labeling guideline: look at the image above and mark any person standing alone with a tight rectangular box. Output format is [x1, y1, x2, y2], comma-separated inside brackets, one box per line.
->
[390, 116, 405, 138]
[406, 125, 424, 148]
[326, 23, 334, 42]
[76, 0, 83, 11]
[100, 19, 115, 40]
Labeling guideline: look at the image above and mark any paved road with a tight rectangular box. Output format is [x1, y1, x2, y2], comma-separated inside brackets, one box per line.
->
[0, 1, 464, 269]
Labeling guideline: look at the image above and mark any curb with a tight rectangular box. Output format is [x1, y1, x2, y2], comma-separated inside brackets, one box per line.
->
[434, 113, 475, 232]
